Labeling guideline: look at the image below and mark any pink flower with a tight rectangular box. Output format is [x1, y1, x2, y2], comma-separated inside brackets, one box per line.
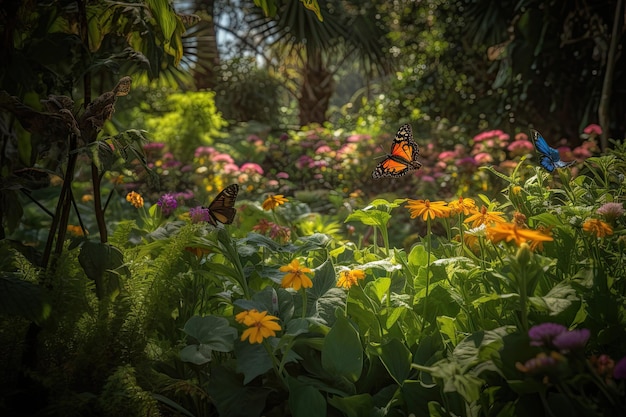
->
[473, 129, 508, 143]
[573, 145, 592, 159]
[194, 146, 216, 158]
[474, 152, 494, 164]
[515, 132, 528, 141]
[212, 153, 235, 164]
[583, 124, 602, 135]
[240, 163, 264, 175]
[456, 157, 477, 168]
[347, 134, 369, 143]
[507, 140, 534, 156]
[223, 162, 239, 174]
[276, 172, 290, 179]
[438, 150, 457, 162]
[315, 145, 332, 154]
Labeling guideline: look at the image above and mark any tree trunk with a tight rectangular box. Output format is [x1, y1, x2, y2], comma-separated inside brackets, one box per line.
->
[298, 48, 334, 126]
[193, 0, 221, 90]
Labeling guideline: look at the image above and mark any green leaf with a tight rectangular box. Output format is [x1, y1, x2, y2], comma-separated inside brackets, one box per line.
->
[179, 344, 212, 365]
[529, 281, 579, 316]
[437, 316, 459, 346]
[364, 277, 390, 303]
[321, 315, 363, 382]
[375, 338, 411, 385]
[234, 341, 274, 385]
[78, 241, 129, 298]
[344, 209, 390, 228]
[181, 315, 237, 351]
[287, 377, 327, 417]
[328, 393, 375, 417]
[207, 365, 271, 417]
[0, 274, 50, 323]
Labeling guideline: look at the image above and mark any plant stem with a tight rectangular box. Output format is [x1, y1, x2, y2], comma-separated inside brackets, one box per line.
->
[421, 218, 432, 332]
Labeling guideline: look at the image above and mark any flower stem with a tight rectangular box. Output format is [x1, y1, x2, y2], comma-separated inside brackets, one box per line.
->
[421, 218, 432, 332]
[301, 288, 308, 319]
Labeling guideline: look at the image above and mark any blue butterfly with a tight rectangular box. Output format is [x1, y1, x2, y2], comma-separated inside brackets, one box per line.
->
[531, 129, 575, 172]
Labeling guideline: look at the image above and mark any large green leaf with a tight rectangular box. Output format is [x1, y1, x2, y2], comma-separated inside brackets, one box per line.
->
[375, 338, 411, 386]
[182, 315, 237, 350]
[234, 341, 273, 384]
[207, 365, 271, 417]
[328, 393, 375, 417]
[321, 314, 363, 382]
[287, 376, 327, 417]
[78, 241, 129, 298]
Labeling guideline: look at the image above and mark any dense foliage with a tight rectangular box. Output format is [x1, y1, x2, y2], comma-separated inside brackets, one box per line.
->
[1, 1, 626, 417]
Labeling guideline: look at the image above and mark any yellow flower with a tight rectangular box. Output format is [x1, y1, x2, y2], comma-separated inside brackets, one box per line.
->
[126, 191, 144, 208]
[279, 259, 313, 290]
[406, 199, 451, 221]
[464, 205, 506, 228]
[582, 218, 613, 238]
[262, 194, 288, 211]
[336, 269, 365, 289]
[448, 196, 477, 216]
[238, 309, 282, 344]
[486, 222, 553, 247]
[111, 175, 125, 185]
[81, 194, 94, 203]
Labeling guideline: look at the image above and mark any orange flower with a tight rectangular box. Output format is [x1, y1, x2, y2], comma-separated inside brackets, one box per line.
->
[464, 205, 506, 228]
[279, 259, 313, 290]
[262, 194, 288, 211]
[448, 196, 477, 216]
[238, 310, 282, 344]
[406, 199, 451, 221]
[67, 225, 87, 236]
[126, 191, 144, 208]
[582, 218, 613, 238]
[530, 225, 553, 251]
[336, 269, 365, 289]
[486, 222, 553, 247]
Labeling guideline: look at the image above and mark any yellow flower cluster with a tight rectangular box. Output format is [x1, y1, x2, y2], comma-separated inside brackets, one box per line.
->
[126, 191, 144, 208]
[235, 309, 282, 344]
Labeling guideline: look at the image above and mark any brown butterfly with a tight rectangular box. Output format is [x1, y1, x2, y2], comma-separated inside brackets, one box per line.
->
[204, 184, 239, 226]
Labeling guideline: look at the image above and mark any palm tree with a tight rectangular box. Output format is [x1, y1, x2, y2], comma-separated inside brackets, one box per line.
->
[242, 0, 393, 126]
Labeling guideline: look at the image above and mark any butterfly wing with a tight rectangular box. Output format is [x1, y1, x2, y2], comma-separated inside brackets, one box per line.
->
[206, 184, 239, 225]
[372, 124, 422, 179]
[531, 129, 574, 172]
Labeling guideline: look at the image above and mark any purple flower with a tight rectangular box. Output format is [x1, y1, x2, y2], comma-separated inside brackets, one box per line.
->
[157, 193, 178, 216]
[552, 328, 590, 351]
[614, 356, 626, 380]
[529, 323, 567, 347]
[597, 202, 624, 222]
[189, 206, 211, 224]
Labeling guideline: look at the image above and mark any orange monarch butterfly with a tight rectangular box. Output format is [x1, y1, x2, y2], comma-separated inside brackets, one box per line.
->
[372, 124, 422, 179]
[204, 184, 239, 226]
